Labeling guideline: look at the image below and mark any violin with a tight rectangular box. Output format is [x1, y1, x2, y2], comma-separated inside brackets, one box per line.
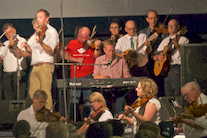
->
[153, 7, 173, 35]
[78, 107, 104, 134]
[173, 100, 207, 126]
[36, 25, 47, 39]
[153, 23, 168, 34]
[82, 38, 99, 50]
[36, 108, 61, 122]
[124, 95, 152, 116]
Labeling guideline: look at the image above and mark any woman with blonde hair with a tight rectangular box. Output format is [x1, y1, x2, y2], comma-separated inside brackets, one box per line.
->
[78, 92, 113, 134]
[119, 78, 161, 134]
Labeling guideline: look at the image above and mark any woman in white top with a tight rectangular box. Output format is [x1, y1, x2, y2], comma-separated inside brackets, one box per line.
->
[119, 78, 161, 134]
[78, 92, 113, 134]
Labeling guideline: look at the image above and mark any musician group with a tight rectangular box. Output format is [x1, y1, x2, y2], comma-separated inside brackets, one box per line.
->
[0, 9, 207, 138]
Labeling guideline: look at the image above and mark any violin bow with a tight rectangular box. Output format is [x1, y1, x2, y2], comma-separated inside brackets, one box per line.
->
[194, 78, 207, 119]
[163, 7, 173, 25]
[0, 32, 5, 39]
[91, 25, 97, 38]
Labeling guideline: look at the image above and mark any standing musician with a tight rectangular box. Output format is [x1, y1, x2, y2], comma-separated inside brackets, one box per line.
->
[65, 26, 102, 120]
[173, 81, 207, 138]
[93, 39, 131, 114]
[153, 19, 189, 96]
[0, 23, 29, 99]
[115, 20, 140, 77]
[118, 78, 161, 134]
[17, 90, 66, 138]
[21, 9, 59, 110]
[78, 92, 113, 135]
[138, 10, 168, 97]
[109, 19, 124, 43]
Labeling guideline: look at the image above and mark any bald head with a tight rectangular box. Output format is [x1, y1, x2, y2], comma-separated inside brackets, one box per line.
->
[77, 26, 90, 43]
[168, 19, 180, 36]
[125, 20, 137, 37]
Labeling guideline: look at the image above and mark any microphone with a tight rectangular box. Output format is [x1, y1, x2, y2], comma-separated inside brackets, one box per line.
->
[13, 34, 17, 41]
[106, 59, 112, 68]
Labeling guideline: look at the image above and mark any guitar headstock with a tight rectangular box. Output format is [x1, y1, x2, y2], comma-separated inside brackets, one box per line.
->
[178, 26, 188, 36]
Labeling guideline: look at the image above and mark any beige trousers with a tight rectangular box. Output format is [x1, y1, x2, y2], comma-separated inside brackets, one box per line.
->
[29, 64, 54, 110]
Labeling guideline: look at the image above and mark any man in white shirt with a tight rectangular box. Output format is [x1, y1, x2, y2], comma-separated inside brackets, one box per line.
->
[153, 19, 189, 96]
[115, 20, 152, 77]
[21, 9, 59, 110]
[17, 90, 66, 138]
[0, 23, 29, 99]
[174, 81, 207, 138]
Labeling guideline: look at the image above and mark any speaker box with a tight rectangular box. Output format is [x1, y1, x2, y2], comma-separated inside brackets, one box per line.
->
[158, 96, 183, 121]
[0, 99, 32, 124]
[181, 43, 207, 87]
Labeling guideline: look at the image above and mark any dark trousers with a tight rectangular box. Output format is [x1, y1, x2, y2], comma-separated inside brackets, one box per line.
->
[3, 70, 27, 99]
[164, 65, 181, 96]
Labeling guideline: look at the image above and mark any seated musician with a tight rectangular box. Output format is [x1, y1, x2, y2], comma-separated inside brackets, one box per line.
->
[118, 78, 161, 134]
[173, 81, 207, 138]
[93, 39, 130, 114]
[109, 18, 124, 42]
[153, 19, 189, 96]
[17, 90, 66, 138]
[78, 92, 113, 135]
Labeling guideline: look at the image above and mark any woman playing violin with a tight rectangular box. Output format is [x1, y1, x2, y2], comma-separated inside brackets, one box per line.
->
[78, 92, 113, 134]
[119, 78, 161, 134]
[173, 81, 207, 138]
[109, 19, 124, 43]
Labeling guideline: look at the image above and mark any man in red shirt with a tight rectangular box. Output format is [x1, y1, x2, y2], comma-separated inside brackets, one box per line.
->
[65, 26, 101, 120]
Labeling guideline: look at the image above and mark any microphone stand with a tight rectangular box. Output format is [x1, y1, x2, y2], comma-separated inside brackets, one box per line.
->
[59, 0, 68, 120]
[13, 34, 20, 100]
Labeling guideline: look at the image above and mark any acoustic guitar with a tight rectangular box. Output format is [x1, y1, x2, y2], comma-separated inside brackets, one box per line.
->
[153, 27, 187, 76]
[116, 32, 158, 68]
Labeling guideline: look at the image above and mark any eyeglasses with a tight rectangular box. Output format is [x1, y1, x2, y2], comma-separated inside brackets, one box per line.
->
[110, 27, 119, 29]
[37, 99, 47, 104]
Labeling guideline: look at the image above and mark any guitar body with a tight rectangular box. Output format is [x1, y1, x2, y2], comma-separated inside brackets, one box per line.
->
[154, 46, 172, 76]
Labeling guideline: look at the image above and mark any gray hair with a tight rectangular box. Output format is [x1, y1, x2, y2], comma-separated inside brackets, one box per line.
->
[181, 81, 201, 93]
[2, 23, 14, 32]
[33, 90, 48, 100]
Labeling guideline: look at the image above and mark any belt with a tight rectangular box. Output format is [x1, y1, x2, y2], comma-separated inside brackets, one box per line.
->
[33, 62, 51, 67]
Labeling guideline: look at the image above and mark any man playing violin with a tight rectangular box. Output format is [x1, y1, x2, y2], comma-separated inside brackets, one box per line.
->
[0, 23, 29, 99]
[138, 10, 168, 97]
[153, 19, 189, 96]
[78, 92, 113, 135]
[17, 90, 66, 138]
[118, 78, 161, 135]
[173, 81, 207, 138]
[21, 9, 59, 110]
[65, 26, 102, 121]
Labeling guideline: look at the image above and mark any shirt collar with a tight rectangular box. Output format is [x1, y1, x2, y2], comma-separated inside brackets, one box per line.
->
[126, 34, 138, 40]
[29, 104, 36, 116]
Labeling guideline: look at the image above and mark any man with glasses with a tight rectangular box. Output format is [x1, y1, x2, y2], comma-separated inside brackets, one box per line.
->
[17, 89, 66, 138]
[173, 81, 207, 138]
[115, 20, 140, 77]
